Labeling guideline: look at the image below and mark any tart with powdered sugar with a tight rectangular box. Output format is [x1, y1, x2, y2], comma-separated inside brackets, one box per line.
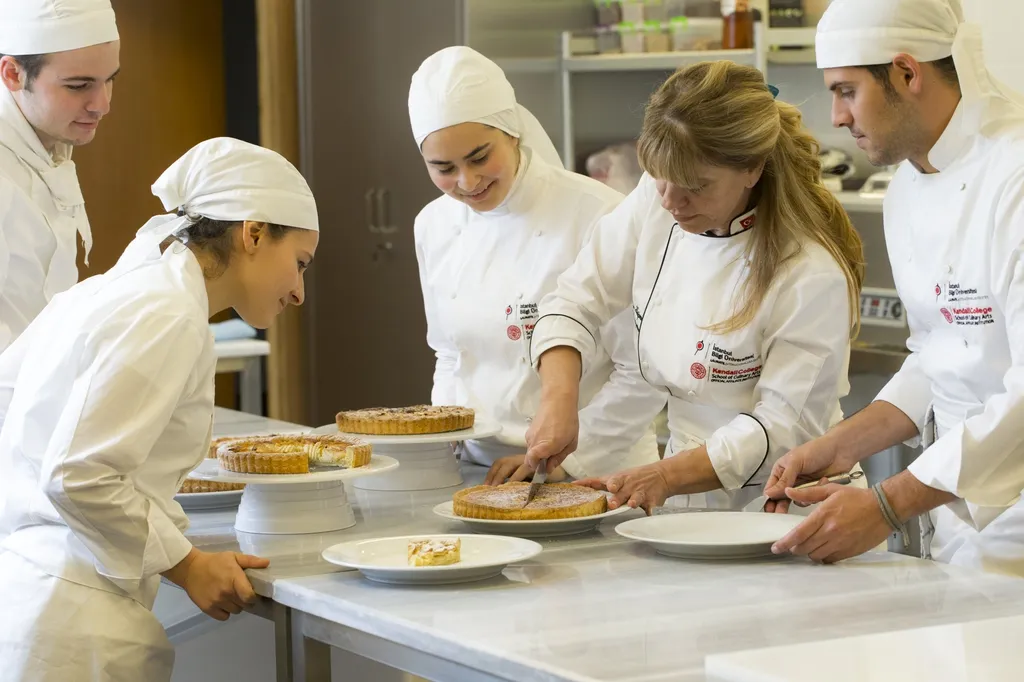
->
[407, 538, 461, 566]
[335, 405, 474, 435]
[217, 434, 372, 475]
[453, 482, 607, 521]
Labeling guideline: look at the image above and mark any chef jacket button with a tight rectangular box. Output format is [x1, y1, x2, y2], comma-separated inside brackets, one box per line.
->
[536, 231, 543, 237]
[521, 357, 527, 363]
[960, 183, 966, 191]
[517, 293, 524, 299]
[450, 292, 457, 299]
[687, 390, 696, 397]
[642, 361, 650, 369]
[947, 265, 953, 274]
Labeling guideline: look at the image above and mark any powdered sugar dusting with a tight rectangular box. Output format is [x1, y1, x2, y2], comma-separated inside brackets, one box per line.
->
[463, 482, 603, 510]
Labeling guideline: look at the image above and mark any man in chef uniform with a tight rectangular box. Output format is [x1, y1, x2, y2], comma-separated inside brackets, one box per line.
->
[0, 0, 119, 353]
[765, 0, 1024, 576]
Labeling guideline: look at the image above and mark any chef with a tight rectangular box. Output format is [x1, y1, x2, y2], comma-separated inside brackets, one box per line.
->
[0, 137, 319, 680]
[0, 0, 120, 354]
[409, 47, 664, 482]
[767, 0, 1024, 575]
[525, 60, 865, 513]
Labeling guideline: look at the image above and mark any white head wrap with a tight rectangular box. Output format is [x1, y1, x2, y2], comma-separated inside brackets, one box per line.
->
[408, 46, 564, 169]
[0, 0, 118, 55]
[115, 137, 318, 272]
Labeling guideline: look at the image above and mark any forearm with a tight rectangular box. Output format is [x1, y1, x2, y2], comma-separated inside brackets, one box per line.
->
[826, 401, 919, 467]
[661, 446, 723, 496]
[538, 346, 582, 403]
[882, 470, 957, 523]
[162, 547, 199, 588]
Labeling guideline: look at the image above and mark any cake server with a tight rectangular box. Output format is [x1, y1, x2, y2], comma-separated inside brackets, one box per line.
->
[525, 468, 547, 506]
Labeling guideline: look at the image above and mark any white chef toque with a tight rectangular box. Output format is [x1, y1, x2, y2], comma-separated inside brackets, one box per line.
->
[0, 0, 119, 56]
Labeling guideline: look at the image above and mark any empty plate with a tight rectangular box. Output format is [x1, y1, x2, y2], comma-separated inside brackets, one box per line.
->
[175, 489, 243, 511]
[615, 512, 805, 559]
[322, 534, 542, 585]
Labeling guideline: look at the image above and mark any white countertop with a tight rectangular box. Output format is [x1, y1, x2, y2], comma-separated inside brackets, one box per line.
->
[706, 613, 1024, 682]
[271, 547, 1024, 682]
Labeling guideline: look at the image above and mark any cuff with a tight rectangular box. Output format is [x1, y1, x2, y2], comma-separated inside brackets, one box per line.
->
[142, 508, 194, 579]
[874, 376, 932, 449]
[705, 414, 769, 491]
[531, 314, 599, 376]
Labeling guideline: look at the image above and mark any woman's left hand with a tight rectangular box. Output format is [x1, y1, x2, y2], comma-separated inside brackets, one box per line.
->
[484, 454, 567, 486]
[577, 461, 673, 515]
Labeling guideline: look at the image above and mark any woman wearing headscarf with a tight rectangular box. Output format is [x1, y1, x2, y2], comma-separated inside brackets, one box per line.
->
[524, 61, 866, 514]
[409, 47, 663, 483]
[0, 137, 319, 681]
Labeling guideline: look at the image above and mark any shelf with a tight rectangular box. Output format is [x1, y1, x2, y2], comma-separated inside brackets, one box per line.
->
[493, 57, 559, 75]
[834, 191, 884, 214]
[563, 48, 757, 72]
[766, 26, 816, 48]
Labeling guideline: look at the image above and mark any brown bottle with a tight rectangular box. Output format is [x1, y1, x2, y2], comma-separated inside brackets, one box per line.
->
[721, 0, 754, 49]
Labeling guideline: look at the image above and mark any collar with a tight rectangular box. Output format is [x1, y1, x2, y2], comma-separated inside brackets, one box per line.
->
[926, 100, 972, 172]
[0, 86, 71, 168]
[699, 207, 757, 238]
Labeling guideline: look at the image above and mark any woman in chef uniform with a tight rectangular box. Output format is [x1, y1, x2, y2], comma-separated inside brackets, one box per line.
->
[0, 137, 319, 681]
[410, 46, 664, 483]
[526, 60, 866, 513]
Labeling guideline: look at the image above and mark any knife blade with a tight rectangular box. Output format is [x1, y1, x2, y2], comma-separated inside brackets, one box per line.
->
[524, 468, 547, 507]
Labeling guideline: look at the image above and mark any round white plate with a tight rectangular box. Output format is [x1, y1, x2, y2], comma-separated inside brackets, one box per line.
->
[175, 489, 243, 511]
[615, 511, 805, 559]
[309, 421, 501, 445]
[322, 534, 542, 585]
[433, 495, 631, 538]
[187, 455, 399, 485]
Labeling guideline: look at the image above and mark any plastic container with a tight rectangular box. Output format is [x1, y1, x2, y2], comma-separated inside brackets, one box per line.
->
[665, 0, 689, 17]
[721, 0, 754, 49]
[644, 0, 669, 22]
[596, 25, 623, 53]
[644, 21, 671, 53]
[619, 22, 646, 53]
[670, 17, 723, 51]
[594, 0, 622, 26]
[570, 30, 600, 55]
[620, 0, 646, 23]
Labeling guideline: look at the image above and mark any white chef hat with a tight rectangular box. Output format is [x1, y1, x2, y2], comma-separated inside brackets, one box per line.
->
[409, 46, 564, 169]
[816, 0, 964, 69]
[0, 0, 118, 56]
[152, 137, 319, 232]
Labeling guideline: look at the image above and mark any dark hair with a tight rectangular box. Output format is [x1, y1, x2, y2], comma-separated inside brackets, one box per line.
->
[864, 55, 959, 99]
[0, 54, 49, 90]
[174, 215, 292, 275]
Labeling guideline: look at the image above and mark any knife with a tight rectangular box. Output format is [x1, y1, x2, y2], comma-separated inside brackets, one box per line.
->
[792, 470, 864, 490]
[524, 467, 547, 507]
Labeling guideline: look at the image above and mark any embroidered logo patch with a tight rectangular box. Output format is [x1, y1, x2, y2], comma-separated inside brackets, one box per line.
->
[690, 363, 707, 380]
[507, 325, 522, 341]
[940, 308, 954, 324]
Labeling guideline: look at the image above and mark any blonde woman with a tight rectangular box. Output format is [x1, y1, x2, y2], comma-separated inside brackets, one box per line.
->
[525, 61, 865, 513]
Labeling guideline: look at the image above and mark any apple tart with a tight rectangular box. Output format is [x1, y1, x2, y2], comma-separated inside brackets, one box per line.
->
[336, 405, 475, 435]
[453, 482, 607, 521]
[217, 434, 372, 475]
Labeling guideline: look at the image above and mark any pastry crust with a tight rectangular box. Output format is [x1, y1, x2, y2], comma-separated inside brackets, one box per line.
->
[335, 405, 475, 435]
[453, 482, 607, 521]
[179, 478, 245, 494]
[217, 434, 372, 475]
[208, 437, 241, 458]
[408, 538, 461, 567]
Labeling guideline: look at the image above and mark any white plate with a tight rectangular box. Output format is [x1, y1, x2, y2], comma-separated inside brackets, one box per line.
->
[309, 421, 501, 445]
[175, 489, 243, 511]
[322, 534, 542, 585]
[187, 455, 399, 485]
[615, 512, 805, 559]
[433, 495, 631, 538]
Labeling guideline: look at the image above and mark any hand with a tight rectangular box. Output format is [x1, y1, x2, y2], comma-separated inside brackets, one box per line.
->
[524, 396, 579, 474]
[483, 454, 567, 486]
[771, 485, 890, 563]
[169, 549, 270, 621]
[762, 437, 853, 514]
[577, 461, 672, 515]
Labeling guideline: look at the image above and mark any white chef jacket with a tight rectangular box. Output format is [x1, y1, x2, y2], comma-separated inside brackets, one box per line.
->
[532, 174, 853, 509]
[874, 85, 1024, 572]
[0, 87, 91, 354]
[0, 239, 214, 610]
[415, 149, 664, 478]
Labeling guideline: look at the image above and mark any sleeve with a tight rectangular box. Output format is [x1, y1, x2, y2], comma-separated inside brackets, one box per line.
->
[415, 216, 459, 405]
[531, 177, 649, 374]
[873, 306, 933, 447]
[41, 313, 205, 593]
[705, 269, 852, 490]
[568, 307, 667, 478]
[906, 173, 1024, 530]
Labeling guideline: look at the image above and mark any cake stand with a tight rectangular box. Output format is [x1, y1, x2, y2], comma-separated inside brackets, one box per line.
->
[309, 422, 502, 491]
[187, 456, 399, 535]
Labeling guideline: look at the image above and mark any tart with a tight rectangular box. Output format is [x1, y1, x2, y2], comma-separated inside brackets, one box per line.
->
[217, 434, 372, 475]
[179, 477, 245, 494]
[408, 538, 461, 567]
[208, 437, 241, 458]
[335, 405, 474, 436]
[453, 482, 607, 521]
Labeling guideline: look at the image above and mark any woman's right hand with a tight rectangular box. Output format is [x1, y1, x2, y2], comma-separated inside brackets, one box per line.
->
[763, 437, 852, 513]
[524, 393, 580, 474]
[167, 548, 270, 621]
